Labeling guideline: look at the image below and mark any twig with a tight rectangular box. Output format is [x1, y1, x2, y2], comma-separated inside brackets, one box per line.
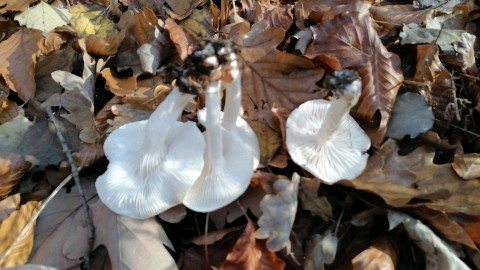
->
[0, 170, 80, 264]
[46, 107, 95, 270]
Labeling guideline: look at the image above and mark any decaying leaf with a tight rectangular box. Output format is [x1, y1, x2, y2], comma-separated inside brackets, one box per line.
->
[241, 27, 324, 128]
[452, 154, 480, 180]
[69, 3, 117, 38]
[0, 153, 31, 199]
[304, 232, 338, 270]
[0, 199, 42, 267]
[164, 18, 200, 61]
[220, 220, 285, 269]
[370, 5, 433, 25]
[248, 120, 282, 167]
[0, 194, 20, 222]
[14, 1, 71, 36]
[255, 174, 299, 255]
[0, 100, 20, 125]
[351, 236, 399, 270]
[307, 12, 403, 147]
[0, 28, 43, 101]
[0, 114, 32, 152]
[0, 0, 37, 14]
[162, 0, 206, 20]
[298, 175, 332, 219]
[387, 92, 434, 139]
[388, 211, 470, 270]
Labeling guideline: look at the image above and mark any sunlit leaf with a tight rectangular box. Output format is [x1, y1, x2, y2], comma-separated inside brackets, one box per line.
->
[14, 1, 71, 36]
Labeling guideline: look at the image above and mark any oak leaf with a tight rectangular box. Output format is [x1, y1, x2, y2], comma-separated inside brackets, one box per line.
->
[220, 220, 286, 270]
[0, 28, 43, 101]
[255, 174, 299, 255]
[307, 12, 403, 147]
[241, 27, 324, 128]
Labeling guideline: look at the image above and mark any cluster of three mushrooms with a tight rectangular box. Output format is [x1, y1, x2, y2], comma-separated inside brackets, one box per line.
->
[96, 47, 259, 219]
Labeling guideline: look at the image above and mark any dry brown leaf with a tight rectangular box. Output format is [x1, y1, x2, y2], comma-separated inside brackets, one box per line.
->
[408, 207, 477, 249]
[370, 5, 433, 25]
[352, 139, 480, 215]
[117, 8, 158, 46]
[101, 68, 138, 96]
[351, 236, 399, 270]
[449, 214, 480, 245]
[72, 141, 105, 167]
[0, 28, 43, 101]
[248, 120, 282, 167]
[298, 175, 332, 220]
[0, 100, 20, 124]
[220, 220, 286, 270]
[304, 231, 338, 270]
[0, 0, 37, 14]
[0, 153, 31, 199]
[37, 30, 71, 56]
[241, 27, 324, 128]
[307, 12, 403, 147]
[256, 174, 299, 255]
[452, 153, 480, 180]
[0, 199, 42, 267]
[250, 3, 294, 31]
[164, 18, 200, 61]
[163, 0, 205, 20]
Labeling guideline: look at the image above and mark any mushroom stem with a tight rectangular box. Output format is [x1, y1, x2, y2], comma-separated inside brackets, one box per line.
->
[145, 87, 194, 150]
[223, 58, 241, 131]
[205, 81, 223, 166]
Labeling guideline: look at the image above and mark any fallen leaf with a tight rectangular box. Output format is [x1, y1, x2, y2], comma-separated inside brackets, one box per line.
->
[304, 232, 338, 270]
[137, 26, 170, 74]
[179, 6, 217, 38]
[0, 194, 20, 222]
[0, 199, 42, 267]
[351, 236, 399, 270]
[388, 210, 470, 270]
[248, 120, 282, 167]
[14, 1, 71, 36]
[453, 154, 480, 180]
[298, 175, 332, 220]
[164, 18, 200, 61]
[72, 141, 105, 167]
[0, 0, 37, 14]
[241, 27, 324, 128]
[220, 220, 286, 270]
[162, 0, 205, 20]
[307, 12, 403, 147]
[370, 5, 433, 25]
[255, 174, 299, 255]
[0, 100, 20, 125]
[69, 3, 117, 39]
[0, 114, 33, 152]
[0, 28, 43, 101]
[387, 92, 434, 139]
[117, 8, 158, 46]
[0, 153, 31, 199]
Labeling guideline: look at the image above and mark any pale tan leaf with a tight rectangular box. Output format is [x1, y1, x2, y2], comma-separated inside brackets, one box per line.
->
[255, 174, 299, 255]
[453, 154, 480, 180]
[388, 211, 470, 270]
[370, 5, 433, 25]
[307, 12, 403, 147]
[304, 232, 338, 270]
[351, 237, 399, 270]
[0, 194, 20, 222]
[0, 28, 43, 101]
[0, 200, 42, 267]
[0, 0, 37, 14]
[14, 1, 71, 36]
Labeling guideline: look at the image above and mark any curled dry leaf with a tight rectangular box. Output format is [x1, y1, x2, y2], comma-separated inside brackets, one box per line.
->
[298, 175, 332, 220]
[164, 18, 200, 61]
[0, 28, 43, 101]
[162, 0, 206, 20]
[220, 220, 286, 270]
[388, 211, 470, 270]
[351, 236, 399, 270]
[307, 12, 403, 147]
[241, 27, 324, 128]
[101, 68, 138, 96]
[255, 174, 299, 255]
[0, 199, 42, 268]
[0, 0, 37, 14]
[452, 154, 480, 180]
[0, 153, 31, 199]
[370, 5, 433, 25]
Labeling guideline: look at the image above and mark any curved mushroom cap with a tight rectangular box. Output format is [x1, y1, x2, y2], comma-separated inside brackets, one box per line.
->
[183, 128, 254, 213]
[197, 108, 260, 169]
[96, 120, 205, 219]
[286, 99, 370, 183]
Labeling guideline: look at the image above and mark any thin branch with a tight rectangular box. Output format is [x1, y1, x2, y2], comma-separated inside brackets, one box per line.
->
[46, 107, 95, 270]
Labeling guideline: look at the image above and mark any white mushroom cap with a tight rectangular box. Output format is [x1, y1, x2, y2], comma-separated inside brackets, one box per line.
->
[96, 88, 205, 219]
[286, 70, 370, 183]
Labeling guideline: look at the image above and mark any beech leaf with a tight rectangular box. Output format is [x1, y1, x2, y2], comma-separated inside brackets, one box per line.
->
[255, 174, 299, 255]
[370, 5, 433, 25]
[14, 1, 71, 36]
[0, 153, 31, 199]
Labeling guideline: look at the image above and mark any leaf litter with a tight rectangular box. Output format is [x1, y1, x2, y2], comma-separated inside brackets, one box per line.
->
[0, 0, 480, 269]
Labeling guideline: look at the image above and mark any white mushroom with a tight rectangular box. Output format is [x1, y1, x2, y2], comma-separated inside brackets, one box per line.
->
[286, 70, 370, 183]
[183, 81, 254, 213]
[96, 87, 205, 219]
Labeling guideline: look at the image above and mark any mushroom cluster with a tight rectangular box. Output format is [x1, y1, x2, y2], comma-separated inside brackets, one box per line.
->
[286, 70, 371, 183]
[96, 41, 259, 218]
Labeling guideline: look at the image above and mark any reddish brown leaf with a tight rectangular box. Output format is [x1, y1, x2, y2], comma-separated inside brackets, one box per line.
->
[73, 141, 105, 167]
[164, 18, 200, 60]
[241, 27, 324, 128]
[449, 214, 480, 245]
[0, 100, 20, 125]
[101, 68, 138, 96]
[307, 12, 403, 147]
[0, 152, 31, 199]
[0, 28, 43, 101]
[370, 5, 433, 25]
[351, 236, 399, 270]
[220, 220, 285, 270]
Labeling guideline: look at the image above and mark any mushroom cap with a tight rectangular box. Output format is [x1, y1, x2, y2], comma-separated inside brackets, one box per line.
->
[96, 120, 205, 219]
[286, 99, 370, 183]
[197, 108, 260, 169]
[183, 128, 254, 213]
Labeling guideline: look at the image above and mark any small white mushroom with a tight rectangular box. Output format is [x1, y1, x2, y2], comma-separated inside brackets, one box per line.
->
[286, 70, 370, 183]
[183, 81, 254, 213]
[96, 87, 205, 219]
